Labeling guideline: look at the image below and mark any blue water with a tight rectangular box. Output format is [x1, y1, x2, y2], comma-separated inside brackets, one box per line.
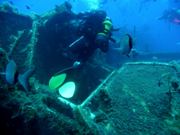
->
[1, 0, 180, 53]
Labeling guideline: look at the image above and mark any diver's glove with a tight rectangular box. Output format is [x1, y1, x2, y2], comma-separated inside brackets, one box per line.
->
[73, 61, 81, 68]
[95, 33, 109, 52]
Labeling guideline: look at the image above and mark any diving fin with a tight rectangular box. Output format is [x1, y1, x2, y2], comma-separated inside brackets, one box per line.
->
[49, 61, 81, 91]
[18, 67, 35, 91]
[5, 60, 17, 85]
[49, 73, 67, 90]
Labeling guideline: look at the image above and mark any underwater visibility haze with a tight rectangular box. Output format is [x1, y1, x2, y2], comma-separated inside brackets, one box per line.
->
[0, 0, 180, 135]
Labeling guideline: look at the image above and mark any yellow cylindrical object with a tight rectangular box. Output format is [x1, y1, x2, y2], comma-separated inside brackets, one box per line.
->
[103, 19, 112, 33]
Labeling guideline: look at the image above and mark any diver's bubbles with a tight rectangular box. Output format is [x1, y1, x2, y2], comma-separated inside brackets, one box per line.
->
[72, 0, 100, 13]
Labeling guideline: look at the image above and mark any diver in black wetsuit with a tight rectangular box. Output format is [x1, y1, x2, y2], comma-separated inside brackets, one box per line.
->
[158, 8, 180, 25]
[68, 10, 132, 67]
[69, 10, 113, 64]
[49, 7, 133, 92]
[51, 2, 132, 70]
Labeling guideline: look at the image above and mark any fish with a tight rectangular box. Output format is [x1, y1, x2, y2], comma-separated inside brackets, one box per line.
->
[9, 1, 14, 5]
[119, 34, 133, 56]
[5, 60, 17, 85]
[18, 67, 35, 91]
[25, 5, 31, 10]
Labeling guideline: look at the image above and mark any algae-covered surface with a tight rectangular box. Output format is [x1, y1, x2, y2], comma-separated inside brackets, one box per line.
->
[0, 61, 180, 135]
[82, 62, 180, 135]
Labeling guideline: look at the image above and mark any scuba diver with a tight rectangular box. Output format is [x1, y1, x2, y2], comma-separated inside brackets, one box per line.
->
[158, 8, 180, 25]
[48, 9, 133, 97]
[68, 10, 133, 68]
[47, 1, 132, 69]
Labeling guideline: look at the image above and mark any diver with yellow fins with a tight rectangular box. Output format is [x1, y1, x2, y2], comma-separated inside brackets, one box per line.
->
[68, 10, 133, 67]
[48, 9, 133, 99]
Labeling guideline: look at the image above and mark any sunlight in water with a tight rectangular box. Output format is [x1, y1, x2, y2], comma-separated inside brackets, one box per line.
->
[86, 0, 100, 10]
